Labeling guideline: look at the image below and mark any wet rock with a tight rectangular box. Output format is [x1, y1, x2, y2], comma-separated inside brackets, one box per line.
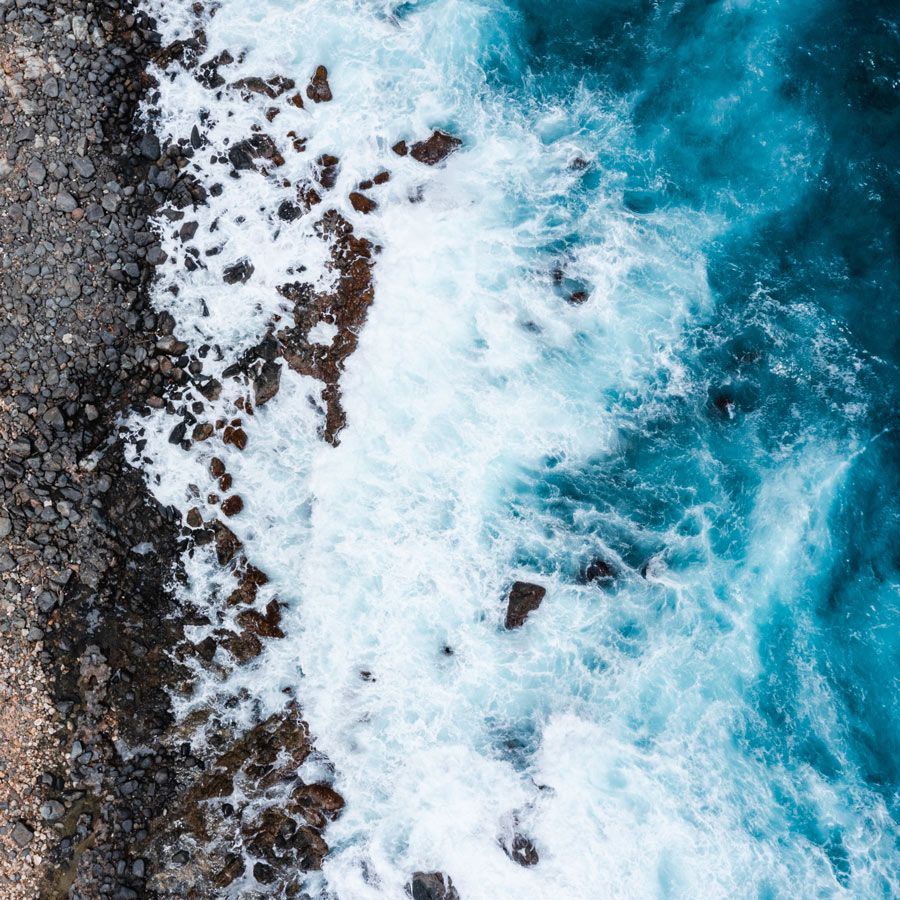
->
[214, 522, 243, 565]
[290, 783, 345, 817]
[581, 558, 615, 583]
[392, 140, 409, 156]
[213, 854, 245, 888]
[228, 133, 285, 171]
[306, 65, 333, 102]
[197, 50, 235, 88]
[349, 191, 377, 214]
[223, 425, 248, 450]
[407, 872, 459, 900]
[278, 200, 303, 222]
[505, 581, 546, 629]
[237, 599, 284, 639]
[168, 421, 188, 445]
[316, 153, 340, 189]
[410, 130, 462, 165]
[222, 630, 262, 663]
[221, 495, 244, 517]
[193, 423, 214, 442]
[223, 259, 255, 284]
[504, 833, 539, 867]
[254, 360, 282, 406]
[138, 133, 161, 160]
[253, 862, 276, 884]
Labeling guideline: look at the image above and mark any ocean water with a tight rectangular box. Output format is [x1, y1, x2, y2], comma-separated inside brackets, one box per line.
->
[134, 0, 899, 896]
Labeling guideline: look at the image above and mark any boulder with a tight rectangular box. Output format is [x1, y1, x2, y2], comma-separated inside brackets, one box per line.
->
[407, 872, 459, 900]
[505, 581, 546, 629]
[306, 65, 333, 102]
[254, 360, 282, 406]
[349, 191, 377, 214]
[410, 130, 462, 165]
[223, 259, 255, 285]
[581, 559, 615, 583]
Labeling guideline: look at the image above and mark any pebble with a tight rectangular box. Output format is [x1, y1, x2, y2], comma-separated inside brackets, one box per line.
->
[26, 158, 46, 185]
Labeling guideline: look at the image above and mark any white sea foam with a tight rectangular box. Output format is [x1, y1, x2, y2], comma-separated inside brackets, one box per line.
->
[132, 0, 897, 896]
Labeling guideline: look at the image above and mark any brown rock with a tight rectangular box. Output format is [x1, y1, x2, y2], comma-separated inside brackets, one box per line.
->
[288, 92, 305, 108]
[223, 426, 248, 450]
[316, 153, 340, 189]
[505, 581, 546, 629]
[186, 507, 203, 528]
[214, 522, 242, 565]
[221, 495, 244, 517]
[237, 599, 284, 639]
[192, 422, 214, 441]
[306, 65, 333, 102]
[349, 192, 377, 214]
[392, 140, 409, 156]
[227, 564, 269, 606]
[223, 629, 263, 662]
[291, 783, 345, 817]
[373, 170, 391, 185]
[410, 130, 462, 165]
[210, 456, 226, 478]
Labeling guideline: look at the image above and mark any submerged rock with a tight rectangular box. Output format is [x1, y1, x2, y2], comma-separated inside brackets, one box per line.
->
[503, 832, 539, 867]
[407, 872, 460, 900]
[410, 130, 462, 165]
[505, 581, 546, 628]
[581, 558, 615, 583]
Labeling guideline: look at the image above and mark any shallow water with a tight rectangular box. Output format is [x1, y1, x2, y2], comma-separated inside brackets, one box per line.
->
[136, 0, 899, 895]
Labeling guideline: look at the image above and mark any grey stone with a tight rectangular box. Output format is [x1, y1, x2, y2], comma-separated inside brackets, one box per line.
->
[35, 591, 57, 614]
[73, 157, 95, 178]
[63, 275, 81, 299]
[11, 822, 33, 848]
[0, 517, 10, 539]
[56, 189, 78, 212]
[42, 77, 59, 98]
[40, 800, 65, 821]
[27, 158, 47, 185]
[138, 133, 161, 160]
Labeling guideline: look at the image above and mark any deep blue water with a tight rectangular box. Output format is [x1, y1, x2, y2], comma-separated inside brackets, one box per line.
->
[496, 0, 900, 889]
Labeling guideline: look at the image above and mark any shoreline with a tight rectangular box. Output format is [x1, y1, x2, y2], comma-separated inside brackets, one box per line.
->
[0, 2, 187, 895]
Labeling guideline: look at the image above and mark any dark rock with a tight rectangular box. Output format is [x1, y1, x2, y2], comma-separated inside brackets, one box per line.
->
[316, 153, 340, 189]
[277, 200, 303, 221]
[407, 872, 459, 900]
[138, 133, 161, 160]
[581, 559, 615, 583]
[410, 130, 462, 165]
[505, 581, 546, 628]
[168, 421, 188, 444]
[236, 599, 284, 639]
[253, 862, 276, 884]
[11, 821, 34, 848]
[192, 423, 214, 442]
[392, 140, 409, 156]
[214, 522, 243, 565]
[306, 65, 333, 102]
[223, 259, 255, 284]
[254, 360, 282, 406]
[221, 495, 243, 517]
[349, 191, 377, 214]
[223, 425, 248, 450]
[504, 833, 539, 867]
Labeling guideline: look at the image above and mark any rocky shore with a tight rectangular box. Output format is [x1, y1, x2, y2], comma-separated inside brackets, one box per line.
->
[0, 1, 187, 895]
[1, 0, 472, 895]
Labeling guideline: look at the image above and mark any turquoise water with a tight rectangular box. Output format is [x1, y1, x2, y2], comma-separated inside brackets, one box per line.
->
[141, 0, 899, 894]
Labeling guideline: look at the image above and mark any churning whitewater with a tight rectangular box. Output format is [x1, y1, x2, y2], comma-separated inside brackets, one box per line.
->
[132, 0, 899, 896]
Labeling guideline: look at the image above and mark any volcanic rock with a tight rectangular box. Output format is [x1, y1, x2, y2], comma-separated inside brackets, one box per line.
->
[410, 130, 462, 165]
[407, 872, 459, 900]
[254, 360, 282, 406]
[306, 65, 333, 102]
[505, 581, 546, 628]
